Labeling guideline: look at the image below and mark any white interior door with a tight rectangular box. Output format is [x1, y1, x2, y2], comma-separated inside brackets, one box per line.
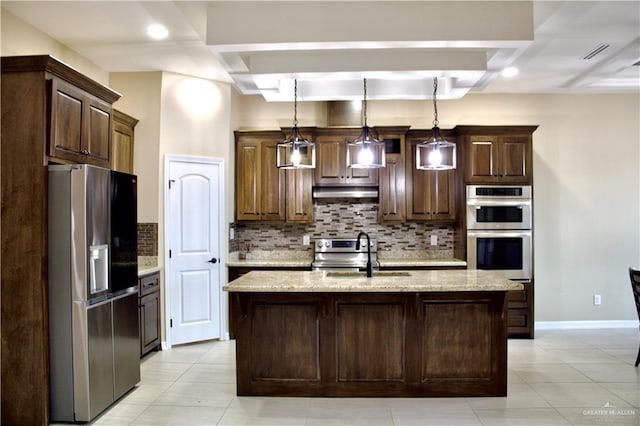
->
[166, 156, 224, 345]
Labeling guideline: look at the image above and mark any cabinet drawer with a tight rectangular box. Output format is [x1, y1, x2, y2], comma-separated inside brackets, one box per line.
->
[139, 272, 159, 297]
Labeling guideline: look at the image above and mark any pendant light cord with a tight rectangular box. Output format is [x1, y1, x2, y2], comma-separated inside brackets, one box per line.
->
[293, 79, 298, 127]
[363, 78, 368, 126]
[432, 77, 439, 127]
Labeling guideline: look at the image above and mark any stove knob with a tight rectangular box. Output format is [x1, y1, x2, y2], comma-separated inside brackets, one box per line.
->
[316, 241, 323, 249]
[325, 241, 331, 247]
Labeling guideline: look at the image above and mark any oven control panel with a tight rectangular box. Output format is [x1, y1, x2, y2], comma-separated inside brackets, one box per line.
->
[315, 238, 377, 253]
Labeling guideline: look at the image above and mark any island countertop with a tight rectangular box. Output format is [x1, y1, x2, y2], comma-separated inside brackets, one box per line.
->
[223, 269, 522, 292]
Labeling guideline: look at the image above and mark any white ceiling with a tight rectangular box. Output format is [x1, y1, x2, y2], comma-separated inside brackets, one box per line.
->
[2, 1, 639, 101]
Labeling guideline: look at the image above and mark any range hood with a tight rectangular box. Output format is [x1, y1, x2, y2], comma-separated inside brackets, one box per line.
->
[312, 187, 378, 199]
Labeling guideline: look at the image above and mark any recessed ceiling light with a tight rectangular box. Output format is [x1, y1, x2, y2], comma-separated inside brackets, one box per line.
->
[147, 24, 169, 40]
[501, 67, 519, 78]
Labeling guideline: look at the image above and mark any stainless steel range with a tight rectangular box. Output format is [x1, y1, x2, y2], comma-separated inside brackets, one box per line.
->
[312, 237, 379, 272]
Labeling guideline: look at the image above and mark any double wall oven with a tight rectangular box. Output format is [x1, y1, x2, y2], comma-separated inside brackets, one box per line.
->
[466, 185, 532, 279]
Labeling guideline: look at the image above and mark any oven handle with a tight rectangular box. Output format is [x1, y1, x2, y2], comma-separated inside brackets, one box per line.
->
[467, 230, 532, 238]
[467, 199, 531, 207]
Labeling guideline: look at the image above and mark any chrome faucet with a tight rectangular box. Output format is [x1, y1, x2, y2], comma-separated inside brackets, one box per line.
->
[355, 231, 373, 278]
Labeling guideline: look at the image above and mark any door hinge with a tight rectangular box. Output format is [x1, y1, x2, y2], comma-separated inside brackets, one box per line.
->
[170, 319, 173, 328]
[169, 179, 175, 189]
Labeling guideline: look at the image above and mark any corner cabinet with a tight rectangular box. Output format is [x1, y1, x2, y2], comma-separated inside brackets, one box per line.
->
[456, 126, 537, 184]
[139, 271, 161, 357]
[235, 130, 313, 223]
[111, 109, 138, 174]
[405, 131, 457, 222]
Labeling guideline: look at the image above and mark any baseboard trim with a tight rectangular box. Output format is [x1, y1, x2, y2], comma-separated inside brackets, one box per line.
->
[535, 320, 638, 330]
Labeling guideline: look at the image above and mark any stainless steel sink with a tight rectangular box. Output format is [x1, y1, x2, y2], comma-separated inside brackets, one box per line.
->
[325, 271, 411, 278]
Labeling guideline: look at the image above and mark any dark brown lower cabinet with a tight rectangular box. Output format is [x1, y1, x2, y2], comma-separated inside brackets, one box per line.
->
[507, 280, 534, 338]
[139, 272, 161, 357]
[231, 290, 508, 397]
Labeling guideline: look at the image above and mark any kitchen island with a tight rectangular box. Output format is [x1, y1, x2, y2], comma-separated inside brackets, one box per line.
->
[224, 270, 522, 397]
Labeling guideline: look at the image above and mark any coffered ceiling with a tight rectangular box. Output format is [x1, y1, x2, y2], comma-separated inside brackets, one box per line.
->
[2, 1, 639, 101]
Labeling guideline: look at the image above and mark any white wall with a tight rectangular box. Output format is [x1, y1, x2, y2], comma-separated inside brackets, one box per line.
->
[1, 9, 108, 85]
[236, 94, 640, 322]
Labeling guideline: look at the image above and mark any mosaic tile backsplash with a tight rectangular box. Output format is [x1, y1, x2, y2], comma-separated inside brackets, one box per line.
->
[137, 222, 158, 256]
[232, 200, 454, 254]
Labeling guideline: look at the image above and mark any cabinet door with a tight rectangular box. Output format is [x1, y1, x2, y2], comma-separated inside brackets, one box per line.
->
[111, 110, 137, 173]
[86, 97, 112, 167]
[236, 141, 261, 220]
[260, 141, 285, 221]
[48, 78, 84, 163]
[466, 135, 498, 183]
[406, 141, 455, 221]
[429, 169, 456, 221]
[465, 133, 533, 184]
[379, 153, 405, 222]
[347, 163, 379, 185]
[286, 169, 313, 222]
[315, 137, 345, 185]
[140, 291, 160, 356]
[498, 135, 532, 183]
[48, 78, 112, 168]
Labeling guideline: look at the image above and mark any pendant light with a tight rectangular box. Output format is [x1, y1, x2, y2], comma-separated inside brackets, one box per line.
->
[346, 78, 385, 169]
[416, 77, 456, 170]
[276, 79, 316, 169]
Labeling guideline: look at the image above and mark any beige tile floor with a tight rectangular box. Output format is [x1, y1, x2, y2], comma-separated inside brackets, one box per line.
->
[83, 328, 640, 425]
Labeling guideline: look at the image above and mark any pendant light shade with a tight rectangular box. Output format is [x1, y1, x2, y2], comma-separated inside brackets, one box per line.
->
[416, 77, 456, 170]
[277, 80, 316, 169]
[347, 79, 385, 169]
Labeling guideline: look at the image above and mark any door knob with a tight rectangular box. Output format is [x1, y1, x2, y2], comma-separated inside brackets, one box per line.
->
[207, 257, 218, 264]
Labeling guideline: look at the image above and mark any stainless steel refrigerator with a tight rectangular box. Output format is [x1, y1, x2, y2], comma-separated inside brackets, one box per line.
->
[48, 164, 140, 422]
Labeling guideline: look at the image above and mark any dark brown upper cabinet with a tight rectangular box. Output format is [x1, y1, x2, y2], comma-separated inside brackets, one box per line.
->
[456, 126, 537, 185]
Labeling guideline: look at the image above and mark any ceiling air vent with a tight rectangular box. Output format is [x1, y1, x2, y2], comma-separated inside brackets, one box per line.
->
[582, 43, 610, 60]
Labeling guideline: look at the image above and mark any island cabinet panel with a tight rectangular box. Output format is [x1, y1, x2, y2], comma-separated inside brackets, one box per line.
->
[250, 302, 320, 381]
[232, 291, 507, 397]
[422, 300, 492, 380]
[336, 302, 405, 381]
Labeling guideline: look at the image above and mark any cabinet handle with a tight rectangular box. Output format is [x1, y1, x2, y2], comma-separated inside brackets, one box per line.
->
[81, 149, 90, 155]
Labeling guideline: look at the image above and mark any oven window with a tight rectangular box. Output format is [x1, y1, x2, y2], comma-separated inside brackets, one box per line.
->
[476, 206, 523, 223]
[477, 237, 523, 270]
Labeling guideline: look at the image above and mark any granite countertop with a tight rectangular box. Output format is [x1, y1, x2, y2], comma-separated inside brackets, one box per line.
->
[226, 250, 313, 268]
[223, 270, 522, 293]
[377, 250, 466, 268]
[226, 250, 466, 268]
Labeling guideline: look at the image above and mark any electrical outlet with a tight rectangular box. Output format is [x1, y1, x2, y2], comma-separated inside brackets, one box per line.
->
[593, 294, 601, 305]
[303, 235, 310, 246]
[430, 235, 438, 246]
[229, 228, 235, 240]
